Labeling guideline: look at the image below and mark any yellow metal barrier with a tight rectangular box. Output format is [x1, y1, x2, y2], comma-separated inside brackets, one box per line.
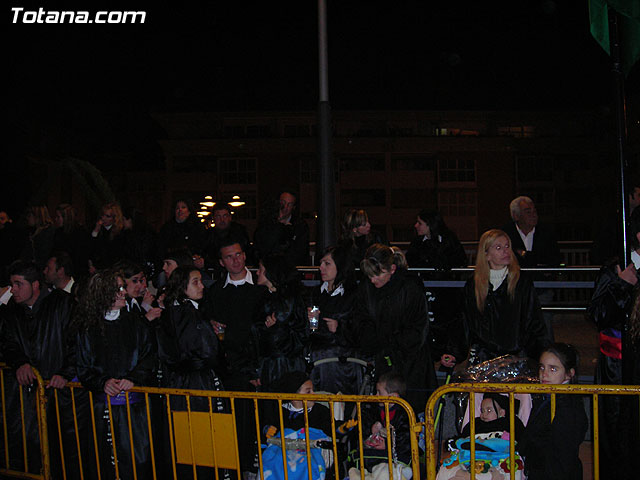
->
[424, 382, 640, 480]
[39, 382, 421, 480]
[0, 364, 50, 480]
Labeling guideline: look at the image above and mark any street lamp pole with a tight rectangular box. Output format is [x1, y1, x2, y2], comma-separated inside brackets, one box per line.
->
[316, 0, 336, 255]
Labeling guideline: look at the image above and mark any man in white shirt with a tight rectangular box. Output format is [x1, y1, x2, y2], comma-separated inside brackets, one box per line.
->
[43, 252, 75, 294]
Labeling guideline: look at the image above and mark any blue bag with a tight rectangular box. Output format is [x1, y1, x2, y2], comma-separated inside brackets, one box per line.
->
[261, 427, 328, 480]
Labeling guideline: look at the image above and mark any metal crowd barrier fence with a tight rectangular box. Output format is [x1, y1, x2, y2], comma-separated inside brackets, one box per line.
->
[1, 364, 422, 480]
[424, 382, 640, 480]
[0, 363, 50, 480]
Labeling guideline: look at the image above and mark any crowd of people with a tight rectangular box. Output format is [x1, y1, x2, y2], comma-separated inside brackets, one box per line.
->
[0, 186, 638, 480]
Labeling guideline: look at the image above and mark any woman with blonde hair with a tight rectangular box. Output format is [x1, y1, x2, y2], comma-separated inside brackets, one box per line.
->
[453, 229, 549, 365]
[354, 243, 436, 412]
[340, 208, 385, 267]
[89, 202, 125, 270]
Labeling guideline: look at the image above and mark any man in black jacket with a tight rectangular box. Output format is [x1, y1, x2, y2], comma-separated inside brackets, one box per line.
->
[503, 196, 560, 341]
[502, 196, 560, 268]
[0, 261, 81, 477]
[204, 239, 263, 476]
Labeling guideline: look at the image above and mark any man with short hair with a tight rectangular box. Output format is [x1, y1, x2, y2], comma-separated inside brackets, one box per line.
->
[204, 203, 253, 279]
[503, 196, 560, 267]
[0, 261, 79, 475]
[203, 239, 262, 476]
[503, 196, 560, 341]
[43, 251, 75, 293]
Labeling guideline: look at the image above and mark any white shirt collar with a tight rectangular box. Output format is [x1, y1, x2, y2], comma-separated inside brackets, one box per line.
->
[62, 278, 74, 294]
[223, 268, 254, 288]
[126, 298, 141, 312]
[632, 250, 640, 269]
[489, 267, 509, 291]
[320, 282, 344, 296]
[172, 299, 199, 309]
[515, 224, 535, 251]
[105, 309, 120, 321]
[0, 287, 12, 305]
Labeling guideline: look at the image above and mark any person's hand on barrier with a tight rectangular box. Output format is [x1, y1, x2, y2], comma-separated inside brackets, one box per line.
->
[324, 317, 338, 333]
[104, 378, 121, 396]
[145, 307, 163, 322]
[338, 418, 358, 434]
[117, 379, 134, 391]
[47, 374, 68, 389]
[617, 264, 638, 286]
[440, 354, 456, 368]
[249, 378, 261, 387]
[264, 425, 277, 439]
[265, 313, 277, 328]
[16, 363, 36, 386]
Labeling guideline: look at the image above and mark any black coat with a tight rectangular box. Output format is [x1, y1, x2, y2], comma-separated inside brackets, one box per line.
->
[204, 278, 263, 382]
[157, 215, 207, 260]
[308, 285, 363, 394]
[361, 403, 412, 466]
[89, 225, 125, 269]
[502, 222, 561, 267]
[1, 288, 76, 379]
[157, 299, 223, 393]
[251, 290, 308, 389]
[76, 309, 156, 480]
[405, 232, 467, 270]
[254, 217, 310, 266]
[0, 289, 78, 474]
[519, 394, 587, 480]
[460, 273, 549, 363]
[76, 309, 156, 393]
[354, 270, 436, 411]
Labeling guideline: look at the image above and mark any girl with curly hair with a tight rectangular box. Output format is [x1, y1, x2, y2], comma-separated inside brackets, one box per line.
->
[75, 268, 155, 480]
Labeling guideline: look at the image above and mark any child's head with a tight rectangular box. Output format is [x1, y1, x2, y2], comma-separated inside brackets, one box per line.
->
[480, 393, 508, 422]
[539, 343, 579, 385]
[376, 372, 406, 403]
[275, 371, 315, 409]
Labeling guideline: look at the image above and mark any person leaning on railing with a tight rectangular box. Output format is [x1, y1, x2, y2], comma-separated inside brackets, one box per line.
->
[518, 343, 587, 480]
[75, 267, 156, 480]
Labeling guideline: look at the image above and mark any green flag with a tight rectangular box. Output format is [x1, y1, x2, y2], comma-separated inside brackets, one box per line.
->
[589, 0, 640, 75]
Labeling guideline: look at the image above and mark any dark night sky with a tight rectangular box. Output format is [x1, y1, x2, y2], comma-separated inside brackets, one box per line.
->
[5, 1, 639, 211]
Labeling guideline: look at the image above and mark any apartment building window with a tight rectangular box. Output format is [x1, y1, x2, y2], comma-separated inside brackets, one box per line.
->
[391, 156, 436, 171]
[497, 126, 535, 138]
[299, 155, 318, 183]
[220, 157, 256, 184]
[438, 158, 475, 183]
[341, 189, 386, 207]
[340, 156, 385, 172]
[246, 125, 271, 137]
[438, 191, 477, 217]
[172, 156, 218, 173]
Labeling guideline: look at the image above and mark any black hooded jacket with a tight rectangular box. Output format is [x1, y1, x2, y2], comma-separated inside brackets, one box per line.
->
[354, 270, 436, 411]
